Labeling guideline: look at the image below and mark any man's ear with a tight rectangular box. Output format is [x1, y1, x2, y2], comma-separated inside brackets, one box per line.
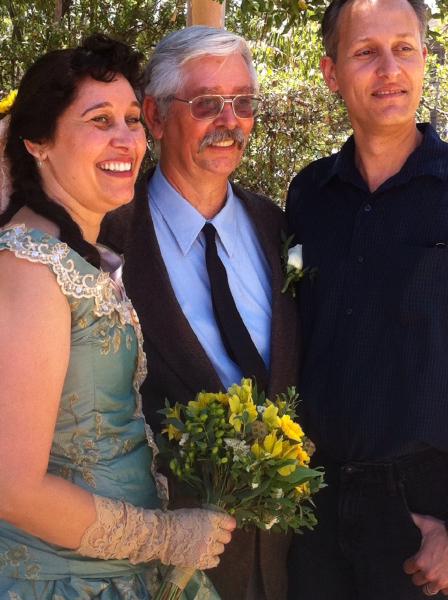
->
[23, 139, 48, 162]
[320, 56, 339, 93]
[143, 96, 165, 141]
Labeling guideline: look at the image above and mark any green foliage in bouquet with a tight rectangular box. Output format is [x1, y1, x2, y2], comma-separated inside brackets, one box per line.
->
[158, 379, 324, 533]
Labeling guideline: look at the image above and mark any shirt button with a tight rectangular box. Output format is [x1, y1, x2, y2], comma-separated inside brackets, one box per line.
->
[357, 255, 364, 263]
[345, 308, 353, 315]
[364, 203, 372, 212]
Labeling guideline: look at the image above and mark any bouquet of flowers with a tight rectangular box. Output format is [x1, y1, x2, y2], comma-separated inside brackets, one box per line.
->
[154, 378, 324, 600]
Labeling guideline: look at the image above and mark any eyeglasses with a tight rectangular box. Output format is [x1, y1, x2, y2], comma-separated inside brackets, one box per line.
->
[171, 94, 259, 120]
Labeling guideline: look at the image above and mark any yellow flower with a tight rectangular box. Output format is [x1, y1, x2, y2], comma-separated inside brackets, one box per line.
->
[263, 403, 280, 430]
[228, 394, 240, 415]
[162, 404, 183, 440]
[228, 392, 257, 432]
[295, 482, 310, 497]
[188, 391, 229, 416]
[296, 444, 310, 466]
[280, 414, 304, 442]
[202, 391, 229, 405]
[277, 441, 299, 476]
[264, 431, 283, 457]
[0, 90, 17, 116]
[275, 440, 310, 476]
[215, 392, 230, 406]
[278, 463, 296, 477]
[280, 440, 310, 465]
[228, 378, 253, 403]
[251, 439, 262, 458]
[281, 440, 298, 458]
[251, 431, 283, 459]
[188, 392, 212, 414]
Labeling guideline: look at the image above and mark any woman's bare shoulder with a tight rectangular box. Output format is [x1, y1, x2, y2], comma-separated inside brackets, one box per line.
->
[4, 206, 59, 238]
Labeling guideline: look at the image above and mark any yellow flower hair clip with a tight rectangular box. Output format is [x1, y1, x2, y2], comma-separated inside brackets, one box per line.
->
[0, 90, 18, 117]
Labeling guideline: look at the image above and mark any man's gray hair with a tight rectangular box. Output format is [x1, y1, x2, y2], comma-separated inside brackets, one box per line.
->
[143, 26, 258, 114]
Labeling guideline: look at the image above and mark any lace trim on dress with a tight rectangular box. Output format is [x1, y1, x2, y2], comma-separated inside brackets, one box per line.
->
[130, 306, 169, 507]
[0, 223, 168, 506]
[0, 224, 127, 318]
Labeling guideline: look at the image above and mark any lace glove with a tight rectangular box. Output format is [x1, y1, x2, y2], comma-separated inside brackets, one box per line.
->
[77, 495, 235, 569]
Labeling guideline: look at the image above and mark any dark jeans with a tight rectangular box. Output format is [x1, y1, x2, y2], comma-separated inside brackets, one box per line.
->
[288, 448, 448, 600]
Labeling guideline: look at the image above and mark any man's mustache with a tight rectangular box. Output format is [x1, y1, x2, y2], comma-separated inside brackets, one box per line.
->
[199, 128, 246, 152]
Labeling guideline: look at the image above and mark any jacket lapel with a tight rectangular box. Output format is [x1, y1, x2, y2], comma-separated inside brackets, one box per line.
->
[233, 184, 299, 396]
[123, 174, 223, 395]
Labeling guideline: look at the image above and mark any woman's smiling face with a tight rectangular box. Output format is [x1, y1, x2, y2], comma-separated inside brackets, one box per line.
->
[38, 74, 146, 217]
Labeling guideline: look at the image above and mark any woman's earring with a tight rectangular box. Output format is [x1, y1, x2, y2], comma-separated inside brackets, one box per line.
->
[37, 153, 46, 168]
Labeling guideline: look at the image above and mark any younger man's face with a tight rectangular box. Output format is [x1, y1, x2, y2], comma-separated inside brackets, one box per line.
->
[321, 0, 427, 134]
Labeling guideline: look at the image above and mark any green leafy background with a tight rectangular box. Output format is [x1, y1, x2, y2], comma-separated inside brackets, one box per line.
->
[1, 0, 447, 205]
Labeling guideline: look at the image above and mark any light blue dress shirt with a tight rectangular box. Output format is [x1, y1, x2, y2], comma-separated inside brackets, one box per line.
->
[148, 165, 272, 389]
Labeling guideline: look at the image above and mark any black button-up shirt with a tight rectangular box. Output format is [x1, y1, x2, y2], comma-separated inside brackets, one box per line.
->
[286, 124, 448, 461]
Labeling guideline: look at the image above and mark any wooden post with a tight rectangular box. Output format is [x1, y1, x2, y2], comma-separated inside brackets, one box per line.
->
[187, 0, 226, 28]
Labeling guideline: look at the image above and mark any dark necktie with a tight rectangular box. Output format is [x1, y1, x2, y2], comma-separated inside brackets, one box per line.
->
[202, 223, 269, 390]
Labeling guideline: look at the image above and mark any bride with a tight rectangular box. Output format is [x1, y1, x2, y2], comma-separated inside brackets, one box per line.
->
[0, 34, 235, 599]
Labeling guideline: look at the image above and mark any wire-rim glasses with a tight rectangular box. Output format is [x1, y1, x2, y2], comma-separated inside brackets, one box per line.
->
[170, 94, 259, 120]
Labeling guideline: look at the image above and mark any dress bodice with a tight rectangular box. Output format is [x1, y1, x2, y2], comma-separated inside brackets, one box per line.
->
[0, 225, 166, 580]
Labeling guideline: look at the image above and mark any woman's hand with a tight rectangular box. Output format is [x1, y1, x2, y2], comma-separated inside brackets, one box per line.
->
[157, 508, 237, 569]
[78, 496, 236, 568]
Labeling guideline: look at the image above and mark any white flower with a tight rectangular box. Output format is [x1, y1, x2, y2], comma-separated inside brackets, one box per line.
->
[271, 488, 284, 499]
[224, 438, 250, 462]
[287, 244, 303, 270]
[251, 482, 259, 489]
[179, 433, 189, 447]
[224, 438, 249, 453]
[257, 405, 266, 415]
[264, 516, 279, 530]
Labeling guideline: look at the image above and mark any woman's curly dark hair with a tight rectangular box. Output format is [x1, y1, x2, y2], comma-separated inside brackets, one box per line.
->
[1, 34, 143, 267]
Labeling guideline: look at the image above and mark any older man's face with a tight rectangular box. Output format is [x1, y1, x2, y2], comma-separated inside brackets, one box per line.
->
[321, 0, 427, 134]
[153, 53, 255, 184]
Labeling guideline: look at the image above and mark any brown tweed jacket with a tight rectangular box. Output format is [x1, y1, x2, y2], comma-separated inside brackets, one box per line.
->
[100, 171, 300, 600]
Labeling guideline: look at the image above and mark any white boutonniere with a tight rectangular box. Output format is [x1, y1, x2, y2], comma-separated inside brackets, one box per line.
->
[281, 234, 317, 297]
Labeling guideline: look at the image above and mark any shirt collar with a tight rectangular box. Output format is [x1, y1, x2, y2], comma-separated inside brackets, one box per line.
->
[209, 185, 237, 258]
[148, 164, 236, 257]
[320, 123, 448, 190]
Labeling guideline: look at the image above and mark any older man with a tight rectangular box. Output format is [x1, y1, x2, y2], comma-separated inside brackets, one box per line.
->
[286, 1, 448, 599]
[101, 26, 298, 600]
